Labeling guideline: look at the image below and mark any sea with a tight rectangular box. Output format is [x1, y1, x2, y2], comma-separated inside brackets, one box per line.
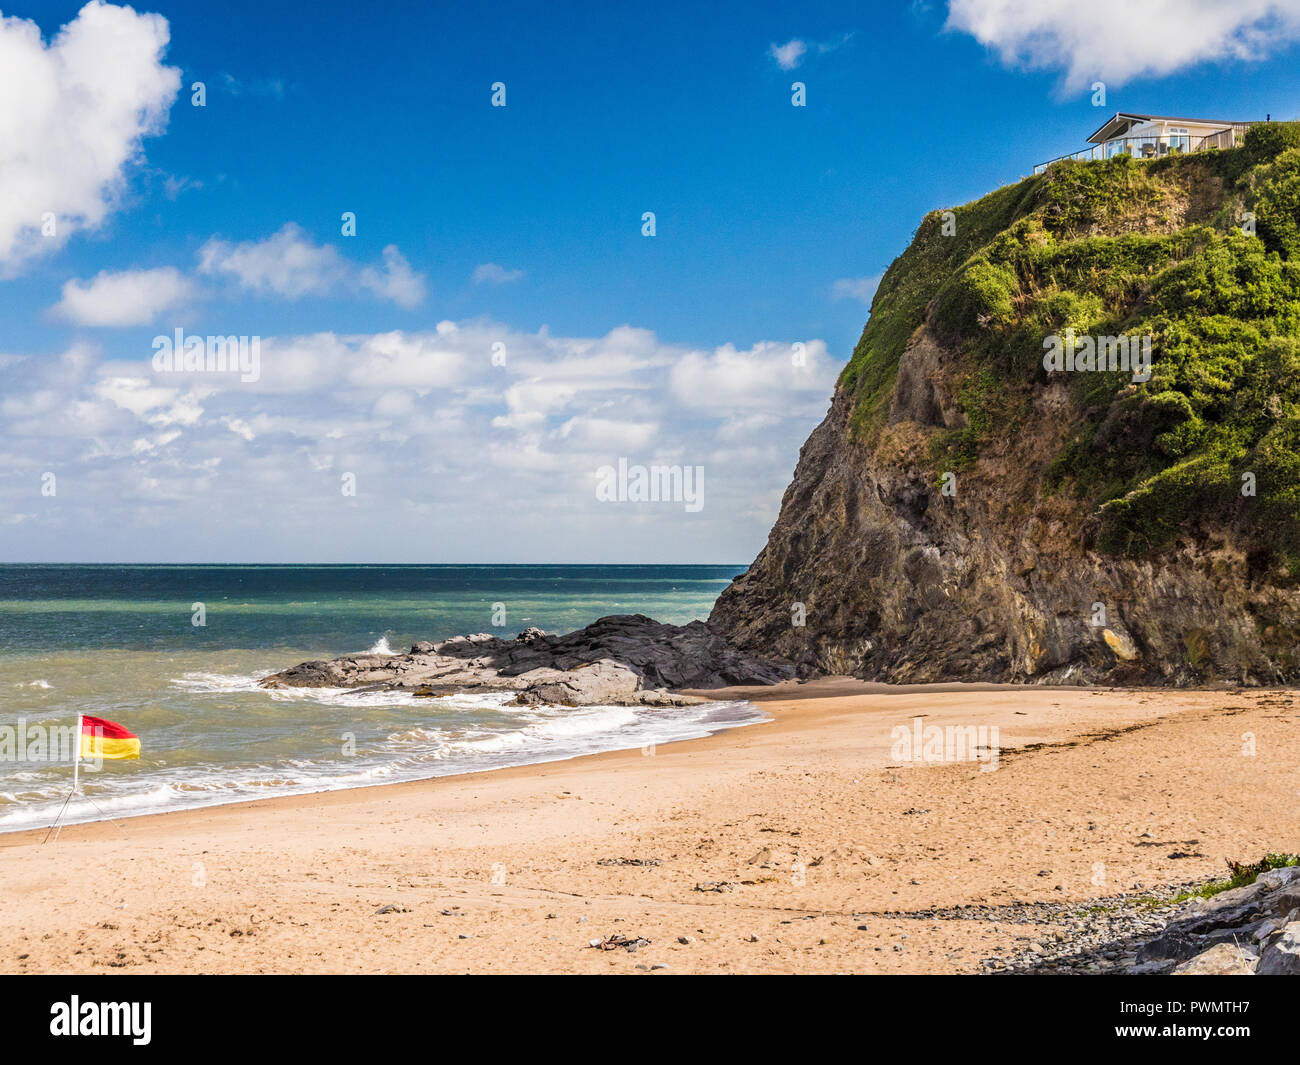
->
[0, 564, 764, 833]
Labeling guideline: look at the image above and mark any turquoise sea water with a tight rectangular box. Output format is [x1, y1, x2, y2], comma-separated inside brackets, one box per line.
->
[0, 564, 762, 832]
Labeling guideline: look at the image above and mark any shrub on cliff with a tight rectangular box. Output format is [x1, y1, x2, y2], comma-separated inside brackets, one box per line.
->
[1245, 121, 1300, 165]
[838, 136, 1300, 573]
[1254, 147, 1300, 257]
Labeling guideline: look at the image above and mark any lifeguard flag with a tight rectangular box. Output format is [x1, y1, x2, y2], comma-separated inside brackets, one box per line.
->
[80, 716, 140, 761]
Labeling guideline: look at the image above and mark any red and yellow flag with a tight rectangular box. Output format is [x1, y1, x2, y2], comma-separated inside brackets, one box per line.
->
[80, 716, 140, 761]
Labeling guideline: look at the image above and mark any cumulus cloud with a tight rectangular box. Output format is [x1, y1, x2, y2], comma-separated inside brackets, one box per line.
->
[946, 0, 1300, 91]
[51, 226, 426, 321]
[473, 262, 525, 285]
[199, 224, 426, 306]
[0, 2, 180, 276]
[198, 224, 349, 299]
[669, 339, 835, 416]
[359, 245, 426, 308]
[0, 323, 840, 561]
[831, 275, 882, 305]
[53, 266, 194, 326]
[768, 39, 808, 70]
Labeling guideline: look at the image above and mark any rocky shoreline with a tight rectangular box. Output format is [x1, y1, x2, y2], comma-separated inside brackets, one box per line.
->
[260, 613, 794, 707]
[984, 863, 1300, 975]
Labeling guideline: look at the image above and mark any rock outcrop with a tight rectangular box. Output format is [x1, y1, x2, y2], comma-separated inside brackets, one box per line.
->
[260, 614, 794, 707]
[709, 384, 1300, 685]
[1140, 865, 1300, 975]
[998, 861, 1300, 974]
[711, 140, 1300, 686]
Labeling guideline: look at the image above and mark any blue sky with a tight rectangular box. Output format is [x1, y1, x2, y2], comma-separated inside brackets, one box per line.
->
[2, 0, 1299, 562]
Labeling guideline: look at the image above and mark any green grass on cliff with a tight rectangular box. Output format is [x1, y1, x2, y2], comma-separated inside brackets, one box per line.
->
[840, 123, 1300, 572]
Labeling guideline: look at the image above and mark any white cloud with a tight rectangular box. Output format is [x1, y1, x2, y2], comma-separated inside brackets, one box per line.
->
[218, 72, 285, 98]
[768, 33, 851, 70]
[359, 245, 426, 308]
[0, 2, 180, 276]
[946, 0, 1300, 91]
[199, 224, 427, 306]
[345, 331, 465, 389]
[198, 224, 349, 299]
[50, 227, 425, 327]
[220, 415, 256, 441]
[831, 274, 882, 305]
[669, 340, 837, 415]
[769, 39, 808, 70]
[54, 266, 194, 326]
[816, 32, 855, 55]
[163, 174, 202, 200]
[94, 376, 180, 416]
[473, 262, 525, 285]
[0, 324, 842, 561]
[556, 416, 660, 451]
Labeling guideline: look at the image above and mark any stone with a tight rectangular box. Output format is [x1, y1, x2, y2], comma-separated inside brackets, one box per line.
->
[261, 614, 794, 707]
[1256, 866, 1300, 891]
[1102, 628, 1138, 661]
[1136, 930, 1201, 964]
[1266, 884, 1300, 916]
[1202, 922, 1268, 948]
[512, 659, 641, 707]
[1171, 943, 1258, 975]
[1256, 922, 1300, 975]
[1254, 919, 1282, 942]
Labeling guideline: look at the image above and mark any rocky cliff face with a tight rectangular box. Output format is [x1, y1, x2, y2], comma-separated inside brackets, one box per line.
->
[711, 131, 1300, 686]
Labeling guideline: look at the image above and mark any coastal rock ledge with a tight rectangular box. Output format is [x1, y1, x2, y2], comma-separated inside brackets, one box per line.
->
[260, 614, 794, 707]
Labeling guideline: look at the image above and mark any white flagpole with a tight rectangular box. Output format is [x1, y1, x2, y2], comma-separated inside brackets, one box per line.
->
[44, 714, 82, 844]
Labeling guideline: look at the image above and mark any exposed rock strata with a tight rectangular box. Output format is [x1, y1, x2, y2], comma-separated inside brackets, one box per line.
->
[710, 375, 1300, 686]
[260, 614, 794, 707]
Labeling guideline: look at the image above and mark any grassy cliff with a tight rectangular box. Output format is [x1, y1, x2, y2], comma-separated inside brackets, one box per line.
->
[839, 123, 1300, 577]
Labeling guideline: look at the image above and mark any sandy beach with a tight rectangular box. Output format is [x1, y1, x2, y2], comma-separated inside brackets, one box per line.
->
[2, 679, 1295, 974]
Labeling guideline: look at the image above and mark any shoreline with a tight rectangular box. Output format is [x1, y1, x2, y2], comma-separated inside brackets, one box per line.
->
[2, 678, 1295, 973]
[0, 693, 768, 839]
[0, 676, 1208, 841]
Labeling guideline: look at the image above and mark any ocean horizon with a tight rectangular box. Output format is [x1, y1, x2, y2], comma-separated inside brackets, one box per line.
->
[0, 563, 763, 833]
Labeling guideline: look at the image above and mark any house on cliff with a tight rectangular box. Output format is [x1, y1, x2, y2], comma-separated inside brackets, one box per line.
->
[1034, 112, 1259, 173]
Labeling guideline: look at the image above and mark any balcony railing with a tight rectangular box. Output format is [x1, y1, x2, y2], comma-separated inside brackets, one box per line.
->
[1032, 125, 1250, 175]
